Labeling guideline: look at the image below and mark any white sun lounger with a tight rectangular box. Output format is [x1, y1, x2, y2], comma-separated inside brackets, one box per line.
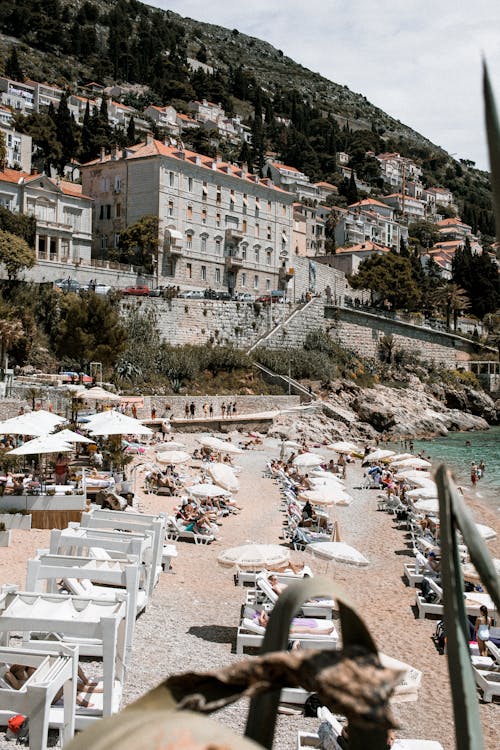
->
[404, 552, 438, 587]
[25, 553, 145, 662]
[49, 527, 156, 597]
[247, 575, 335, 619]
[236, 607, 339, 655]
[0, 588, 126, 726]
[235, 567, 314, 586]
[80, 510, 166, 592]
[165, 515, 215, 545]
[416, 579, 497, 620]
[0, 644, 78, 750]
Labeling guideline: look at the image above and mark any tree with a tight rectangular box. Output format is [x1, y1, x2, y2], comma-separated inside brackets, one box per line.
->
[5, 46, 23, 81]
[0, 131, 6, 169]
[408, 220, 439, 252]
[346, 171, 358, 205]
[430, 283, 471, 330]
[483, 310, 500, 360]
[126, 116, 136, 145]
[117, 215, 159, 273]
[0, 230, 35, 279]
[0, 206, 36, 247]
[0, 313, 23, 378]
[348, 253, 422, 310]
[55, 90, 78, 171]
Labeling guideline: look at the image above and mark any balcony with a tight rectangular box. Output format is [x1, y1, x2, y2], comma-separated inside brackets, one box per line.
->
[279, 265, 295, 282]
[225, 227, 244, 244]
[225, 254, 244, 269]
[166, 243, 183, 257]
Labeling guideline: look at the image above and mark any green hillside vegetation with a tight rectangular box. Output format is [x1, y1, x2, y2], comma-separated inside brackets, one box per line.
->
[0, 0, 495, 243]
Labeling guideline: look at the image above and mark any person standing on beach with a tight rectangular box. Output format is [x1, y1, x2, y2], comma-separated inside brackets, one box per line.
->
[479, 459, 485, 477]
[475, 605, 493, 656]
[203, 403, 208, 417]
[471, 462, 478, 486]
[221, 402, 226, 417]
[190, 401, 195, 419]
[209, 403, 214, 418]
[185, 403, 189, 419]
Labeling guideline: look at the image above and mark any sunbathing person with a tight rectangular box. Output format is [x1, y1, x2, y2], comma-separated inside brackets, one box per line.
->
[4, 663, 101, 707]
[300, 500, 329, 530]
[254, 610, 336, 635]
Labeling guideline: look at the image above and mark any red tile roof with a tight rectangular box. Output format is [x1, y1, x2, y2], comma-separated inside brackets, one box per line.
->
[348, 198, 390, 209]
[336, 241, 390, 254]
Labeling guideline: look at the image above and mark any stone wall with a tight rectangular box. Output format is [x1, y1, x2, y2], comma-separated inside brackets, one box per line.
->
[10, 259, 154, 288]
[146, 394, 300, 420]
[290, 256, 347, 303]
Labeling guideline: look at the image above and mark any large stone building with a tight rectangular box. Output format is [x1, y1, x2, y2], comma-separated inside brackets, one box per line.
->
[0, 168, 93, 263]
[81, 135, 295, 295]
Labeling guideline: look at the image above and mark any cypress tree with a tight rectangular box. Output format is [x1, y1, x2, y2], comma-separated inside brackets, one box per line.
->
[126, 116, 136, 145]
[346, 171, 359, 204]
[81, 100, 93, 162]
[55, 90, 77, 172]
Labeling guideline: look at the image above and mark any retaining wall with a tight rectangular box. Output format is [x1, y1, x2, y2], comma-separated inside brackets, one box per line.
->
[147, 394, 300, 420]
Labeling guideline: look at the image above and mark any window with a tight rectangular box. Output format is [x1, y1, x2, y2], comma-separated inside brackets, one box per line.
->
[114, 233, 120, 248]
[187, 205, 193, 220]
[168, 200, 174, 217]
[242, 193, 247, 215]
[230, 189, 235, 206]
[266, 250, 272, 265]
[202, 181, 208, 200]
[116, 203, 121, 218]
[169, 171, 175, 187]
[255, 207, 260, 218]
[216, 188, 222, 204]
[254, 247, 260, 263]
[186, 262, 192, 279]
[255, 223, 259, 238]
[201, 265, 207, 281]
[267, 200, 272, 212]
[215, 267, 221, 283]
[267, 225, 272, 240]
[201, 209, 207, 224]
[188, 176, 193, 192]
[100, 235, 108, 250]
[60, 239, 70, 257]
[266, 278, 271, 291]
[253, 275, 259, 290]
[215, 238, 221, 254]
[282, 204, 286, 217]
[241, 245, 247, 260]
[216, 213, 221, 227]
[100, 177, 109, 192]
[114, 176, 121, 193]
[63, 208, 82, 231]
[201, 236, 207, 252]
[186, 232, 193, 249]
[242, 219, 247, 232]
[241, 272, 246, 287]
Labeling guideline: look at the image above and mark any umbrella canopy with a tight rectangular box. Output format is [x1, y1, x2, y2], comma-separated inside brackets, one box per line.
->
[406, 486, 439, 500]
[156, 450, 191, 465]
[327, 441, 362, 455]
[197, 436, 243, 454]
[7, 435, 74, 456]
[413, 498, 440, 514]
[218, 544, 289, 570]
[189, 483, 232, 499]
[155, 441, 186, 451]
[306, 541, 369, 566]
[394, 470, 433, 486]
[283, 439, 301, 448]
[293, 452, 325, 468]
[387, 453, 417, 463]
[75, 386, 120, 402]
[392, 457, 432, 470]
[54, 428, 95, 444]
[0, 410, 65, 436]
[364, 449, 395, 462]
[301, 488, 351, 506]
[310, 476, 345, 488]
[208, 462, 239, 492]
[299, 490, 335, 507]
[86, 410, 153, 436]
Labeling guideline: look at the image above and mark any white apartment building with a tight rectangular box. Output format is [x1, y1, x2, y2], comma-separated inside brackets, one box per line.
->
[333, 200, 408, 250]
[0, 168, 92, 263]
[376, 152, 423, 189]
[0, 126, 32, 172]
[0, 77, 35, 114]
[423, 186, 456, 213]
[144, 105, 180, 135]
[381, 193, 426, 221]
[80, 135, 294, 295]
[265, 161, 319, 202]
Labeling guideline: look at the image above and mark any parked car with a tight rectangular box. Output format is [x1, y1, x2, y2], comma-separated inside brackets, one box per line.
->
[54, 278, 81, 292]
[256, 290, 286, 304]
[216, 291, 232, 301]
[234, 292, 255, 302]
[122, 285, 150, 296]
[93, 283, 112, 295]
[178, 289, 205, 299]
[149, 286, 167, 297]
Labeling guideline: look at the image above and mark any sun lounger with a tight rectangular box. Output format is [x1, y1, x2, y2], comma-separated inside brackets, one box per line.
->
[236, 607, 339, 655]
[0, 643, 78, 750]
[416, 579, 497, 620]
[404, 552, 439, 587]
[246, 575, 335, 618]
[25, 553, 145, 661]
[165, 516, 215, 545]
[0, 587, 126, 726]
[235, 567, 314, 587]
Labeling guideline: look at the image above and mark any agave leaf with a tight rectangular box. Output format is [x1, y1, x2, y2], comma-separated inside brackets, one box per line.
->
[483, 60, 500, 241]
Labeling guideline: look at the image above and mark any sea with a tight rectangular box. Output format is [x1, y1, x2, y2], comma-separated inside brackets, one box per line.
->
[394, 427, 500, 514]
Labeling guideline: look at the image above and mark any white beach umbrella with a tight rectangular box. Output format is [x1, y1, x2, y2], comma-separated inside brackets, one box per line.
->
[189, 483, 232, 499]
[0, 409, 65, 436]
[86, 410, 153, 436]
[301, 488, 351, 506]
[299, 490, 335, 506]
[32, 410, 66, 427]
[7, 435, 74, 456]
[282, 439, 302, 449]
[311, 476, 345, 488]
[156, 450, 191, 465]
[327, 441, 361, 454]
[394, 470, 433, 486]
[54, 428, 95, 444]
[392, 457, 432, 469]
[364, 449, 395, 462]
[75, 386, 120, 402]
[406, 486, 439, 500]
[208, 462, 239, 492]
[387, 453, 417, 463]
[197, 436, 243, 454]
[218, 544, 289, 570]
[155, 441, 186, 450]
[306, 541, 369, 566]
[413, 498, 440, 514]
[293, 452, 325, 468]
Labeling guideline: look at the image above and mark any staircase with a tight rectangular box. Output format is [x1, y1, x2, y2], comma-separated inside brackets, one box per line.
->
[247, 298, 316, 354]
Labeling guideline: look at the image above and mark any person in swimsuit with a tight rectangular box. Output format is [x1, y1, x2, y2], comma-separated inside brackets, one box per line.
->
[475, 605, 493, 656]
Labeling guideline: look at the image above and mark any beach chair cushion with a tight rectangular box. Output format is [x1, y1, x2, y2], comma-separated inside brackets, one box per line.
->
[242, 617, 265, 635]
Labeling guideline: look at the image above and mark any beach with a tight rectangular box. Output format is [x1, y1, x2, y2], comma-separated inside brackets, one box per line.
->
[0, 432, 498, 749]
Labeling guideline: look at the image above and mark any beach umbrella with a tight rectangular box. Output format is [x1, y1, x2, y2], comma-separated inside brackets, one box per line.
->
[53, 428, 95, 444]
[301, 488, 352, 506]
[218, 544, 289, 570]
[75, 386, 120, 402]
[189, 483, 232, 499]
[156, 450, 191, 465]
[310, 476, 345, 488]
[86, 410, 153, 436]
[306, 541, 369, 566]
[283, 439, 301, 448]
[7, 435, 74, 456]
[0, 409, 65, 436]
[208, 462, 239, 492]
[406, 486, 439, 500]
[364, 449, 395, 462]
[155, 441, 186, 450]
[413, 498, 440, 514]
[327, 441, 362, 455]
[394, 470, 433, 486]
[391, 457, 432, 469]
[299, 490, 335, 506]
[293, 452, 324, 468]
[387, 453, 416, 463]
[197, 436, 243, 454]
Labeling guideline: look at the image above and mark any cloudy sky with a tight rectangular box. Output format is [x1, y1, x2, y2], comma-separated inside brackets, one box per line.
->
[147, 1, 500, 171]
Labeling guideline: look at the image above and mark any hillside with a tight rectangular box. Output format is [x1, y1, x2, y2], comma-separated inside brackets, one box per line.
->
[0, 0, 494, 239]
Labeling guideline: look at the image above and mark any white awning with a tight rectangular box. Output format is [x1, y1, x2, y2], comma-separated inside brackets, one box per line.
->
[166, 229, 183, 240]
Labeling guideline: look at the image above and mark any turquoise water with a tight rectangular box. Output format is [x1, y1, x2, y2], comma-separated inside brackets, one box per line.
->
[409, 427, 500, 513]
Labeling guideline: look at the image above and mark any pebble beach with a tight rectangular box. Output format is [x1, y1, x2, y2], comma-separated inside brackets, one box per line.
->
[0, 431, 498, 749]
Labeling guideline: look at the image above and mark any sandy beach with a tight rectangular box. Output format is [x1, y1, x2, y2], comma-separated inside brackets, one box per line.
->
[0, 431, 498, 749]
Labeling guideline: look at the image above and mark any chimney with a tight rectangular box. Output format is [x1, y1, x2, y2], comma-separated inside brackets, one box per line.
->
[111, 145, 119, 160]
[31, 168, 39, 176]
[211, 160, 217, 170]
[100, 147, 105, 163]
[216, 151, 222, 164]
[145, 131, 154, 146]
[194, 155, 201, 165]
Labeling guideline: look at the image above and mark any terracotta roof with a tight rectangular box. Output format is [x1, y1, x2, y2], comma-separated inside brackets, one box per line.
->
[336, 241, 390, 254]
[176, 113, 199, 123]
[0, 167, 32, 184]
[314, 181, 337, 189]
[0, 169, 92, 199]
[348, 198, 390, 209]
[59, 180, 92, 200]
[435, 217, 467, 227]
[269, 162, 301, 174]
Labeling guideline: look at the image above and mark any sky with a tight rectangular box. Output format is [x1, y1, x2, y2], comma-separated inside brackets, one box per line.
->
[147, 0, 500, 171]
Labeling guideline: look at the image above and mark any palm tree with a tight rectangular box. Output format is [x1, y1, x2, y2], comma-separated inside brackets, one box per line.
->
[430, 283, 471, 331]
